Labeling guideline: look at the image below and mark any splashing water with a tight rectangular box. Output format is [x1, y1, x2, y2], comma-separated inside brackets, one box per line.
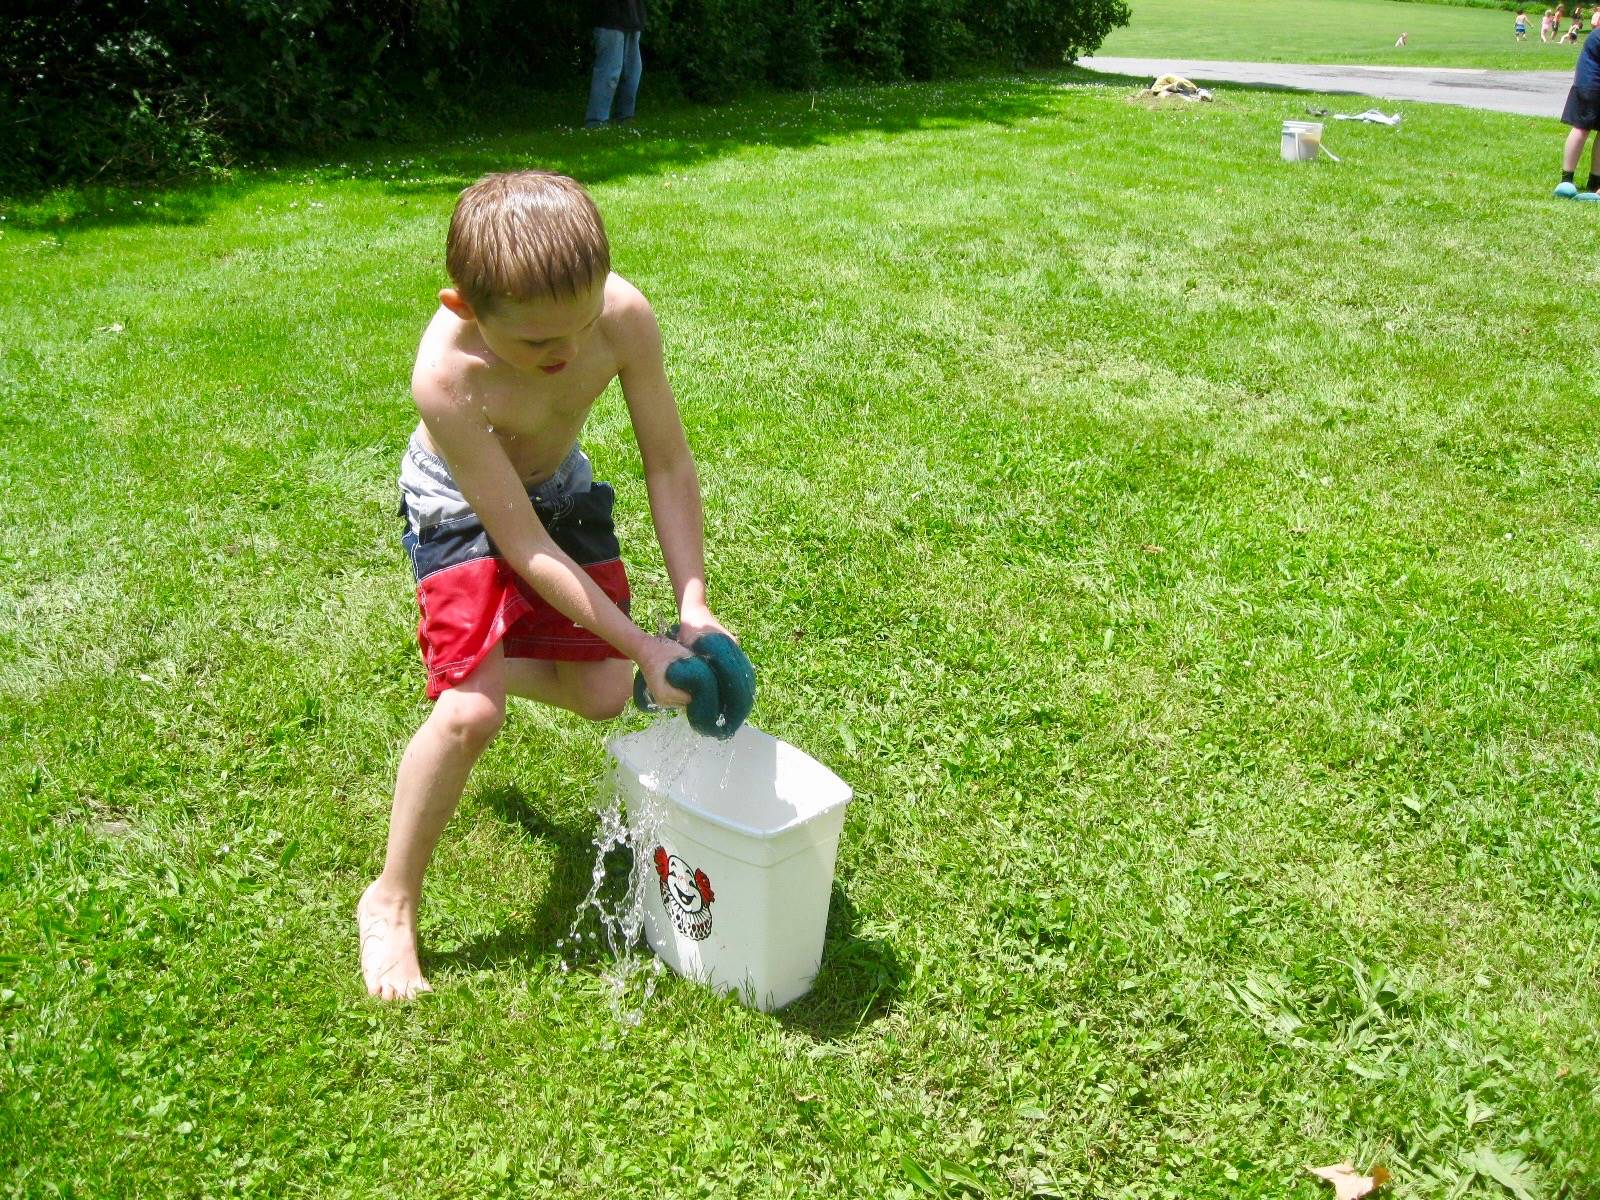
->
[556, 714, 731, 1033]
[553, 770, 666, 1034]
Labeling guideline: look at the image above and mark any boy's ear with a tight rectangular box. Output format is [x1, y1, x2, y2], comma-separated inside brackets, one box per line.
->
[439, 287, 476, 321]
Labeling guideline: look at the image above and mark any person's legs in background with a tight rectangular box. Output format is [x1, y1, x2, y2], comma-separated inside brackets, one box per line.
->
[1582, 127, 1600, 196]
[1558, 125, 1597, 196]
[1563, 125, 1590, 174]
[612, 31, 643, 122]
[586, 27, 626, 127]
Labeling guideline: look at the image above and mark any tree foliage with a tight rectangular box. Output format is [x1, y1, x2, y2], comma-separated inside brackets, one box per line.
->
[1, 0, 1129, 188]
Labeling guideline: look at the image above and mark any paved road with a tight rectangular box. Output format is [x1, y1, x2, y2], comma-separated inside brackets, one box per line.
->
[1079, 56, 1568, 118]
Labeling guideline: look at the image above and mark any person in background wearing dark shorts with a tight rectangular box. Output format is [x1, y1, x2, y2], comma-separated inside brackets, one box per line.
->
[585, 0, 646, 129]
[1556, 19, 1600, 198]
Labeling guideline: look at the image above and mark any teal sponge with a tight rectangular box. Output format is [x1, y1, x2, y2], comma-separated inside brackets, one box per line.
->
[669, 653, 723, 736]
[632, 654, 720, 735]
[692, 632, 755, 736]
[632, 631, 757, 739]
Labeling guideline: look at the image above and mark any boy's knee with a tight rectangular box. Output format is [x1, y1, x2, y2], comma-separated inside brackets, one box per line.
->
[564, 666, 631, 722]
[570, 686, 629, 723]
[434, 690, 506, 750]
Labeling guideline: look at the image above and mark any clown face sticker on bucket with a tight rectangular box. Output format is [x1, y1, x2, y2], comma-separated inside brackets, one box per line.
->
[653, 846, 715, 941]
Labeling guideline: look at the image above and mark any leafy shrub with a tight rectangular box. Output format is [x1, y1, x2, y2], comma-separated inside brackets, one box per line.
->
[763, 0, 830, 90]
[900, 0, 974, 81]
[652, 0, 772, 101]
[0, 0, 1129, 189]
[969, 0, 1131, 68]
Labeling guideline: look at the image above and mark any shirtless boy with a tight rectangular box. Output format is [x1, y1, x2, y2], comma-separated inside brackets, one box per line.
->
[359, 170, 733, 1000]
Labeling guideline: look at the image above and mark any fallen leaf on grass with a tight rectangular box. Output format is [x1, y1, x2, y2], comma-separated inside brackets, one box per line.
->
[1306, 1162, 1391, 1199]
[1141, 543, 1165, 554]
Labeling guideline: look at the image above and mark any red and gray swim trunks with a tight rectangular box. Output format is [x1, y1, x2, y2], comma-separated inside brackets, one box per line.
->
[398, 432, 630, 700]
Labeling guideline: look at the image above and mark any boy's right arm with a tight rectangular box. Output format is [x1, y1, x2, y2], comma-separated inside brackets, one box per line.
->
[415, 377, 693, 704]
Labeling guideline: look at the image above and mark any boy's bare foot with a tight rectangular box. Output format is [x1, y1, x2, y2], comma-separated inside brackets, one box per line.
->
[357, 881, 433, 1001]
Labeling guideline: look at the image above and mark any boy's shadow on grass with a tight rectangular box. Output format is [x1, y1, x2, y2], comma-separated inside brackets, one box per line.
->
[423, 782, 605, 972]
[427, 783, 904, 1039]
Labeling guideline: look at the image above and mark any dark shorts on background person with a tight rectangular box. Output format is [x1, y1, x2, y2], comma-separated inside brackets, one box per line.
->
[397, 433, 630, 700]
[1563, 86, 1600, 128]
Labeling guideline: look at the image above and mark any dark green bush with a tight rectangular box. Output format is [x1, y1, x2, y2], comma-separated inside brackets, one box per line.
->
[652, 0, 773, 101]
[0, 0, 1128, 189]
[763, 0, 830, 89]
[830, 0, 911, 78]
[980, 0, 1133, 67]
[901, 0, 974, 81]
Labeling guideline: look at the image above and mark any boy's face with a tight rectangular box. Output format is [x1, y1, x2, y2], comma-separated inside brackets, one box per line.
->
[469, 285, 606, 376]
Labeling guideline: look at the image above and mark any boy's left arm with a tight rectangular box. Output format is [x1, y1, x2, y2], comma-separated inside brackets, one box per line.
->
[615, 288, 732, 648]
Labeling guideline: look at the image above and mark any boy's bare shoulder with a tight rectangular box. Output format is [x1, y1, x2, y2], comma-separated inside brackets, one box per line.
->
[409, 310, 487, 419]
[601, 273, 663, 362]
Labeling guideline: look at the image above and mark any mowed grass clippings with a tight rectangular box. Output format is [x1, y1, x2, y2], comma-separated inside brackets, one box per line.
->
[1098, 0, 1584, 70]
[2, 74, 1598, 1199]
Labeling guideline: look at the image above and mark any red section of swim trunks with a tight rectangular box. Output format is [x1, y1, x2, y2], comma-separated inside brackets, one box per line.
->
[416, 556, 630, 699]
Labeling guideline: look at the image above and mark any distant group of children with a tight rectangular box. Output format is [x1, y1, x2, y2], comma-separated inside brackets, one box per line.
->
[1519, 5, 1600, 43]
[1400, 5, 1596, 48]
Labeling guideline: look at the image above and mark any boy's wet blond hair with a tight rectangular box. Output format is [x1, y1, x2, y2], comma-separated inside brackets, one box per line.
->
[446, 171, 610, 313]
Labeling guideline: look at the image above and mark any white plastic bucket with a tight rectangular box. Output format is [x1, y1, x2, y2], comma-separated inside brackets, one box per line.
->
[1281, 120, 1323, 161]
[607, 721, 853, 1012]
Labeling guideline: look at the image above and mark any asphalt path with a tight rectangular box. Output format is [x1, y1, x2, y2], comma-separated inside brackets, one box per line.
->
[1079, 56, 1568, 118]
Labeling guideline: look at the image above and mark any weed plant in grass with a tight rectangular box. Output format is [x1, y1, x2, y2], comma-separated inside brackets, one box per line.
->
[2, 74, 1598, 1198]
[1099, 0, 1582, 69]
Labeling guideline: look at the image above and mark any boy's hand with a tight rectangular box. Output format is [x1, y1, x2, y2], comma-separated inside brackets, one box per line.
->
[632, 612, 757, 739]
[674, 604, 735, 649]
[635, 635, 726, 735]
[635, 635, 696, 709]
[670, 607, 756, 739]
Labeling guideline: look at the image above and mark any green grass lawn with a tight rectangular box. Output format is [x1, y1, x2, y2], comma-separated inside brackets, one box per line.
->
[3, 73, 1598, 1198]
[1098, 0, 1584, 70]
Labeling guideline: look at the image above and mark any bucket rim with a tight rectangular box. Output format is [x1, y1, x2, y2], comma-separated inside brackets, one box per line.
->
[622, 773, 853, 840]
[606, 726, 854, 841]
